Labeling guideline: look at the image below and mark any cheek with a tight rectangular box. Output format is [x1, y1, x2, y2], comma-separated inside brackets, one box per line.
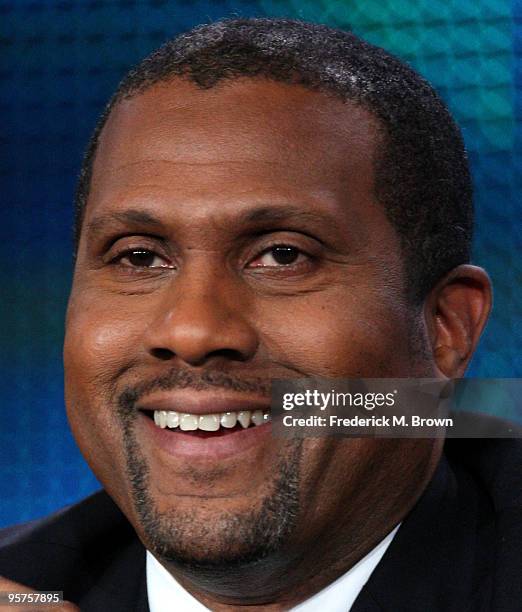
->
[255, 289, 414, 377]
[64, 293, 145, 393]
[63, 294, 146, 492]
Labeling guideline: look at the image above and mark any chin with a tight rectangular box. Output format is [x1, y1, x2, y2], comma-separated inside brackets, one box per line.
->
[128, 448, 303, 570]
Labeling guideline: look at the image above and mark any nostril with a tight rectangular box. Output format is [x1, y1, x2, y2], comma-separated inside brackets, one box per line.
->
[151, 348, 175, 360]
[150, 347, 249, 364]
[210, 348, 248, 362]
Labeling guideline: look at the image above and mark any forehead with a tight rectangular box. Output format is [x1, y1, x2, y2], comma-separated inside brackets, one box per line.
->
[85, 78, 391, 245]
[97, 77, 379, 165]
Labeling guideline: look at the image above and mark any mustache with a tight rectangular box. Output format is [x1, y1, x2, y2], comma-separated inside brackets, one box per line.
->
[117, 368, 272, 416]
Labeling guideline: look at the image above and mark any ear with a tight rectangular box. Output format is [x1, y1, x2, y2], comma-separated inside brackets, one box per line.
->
[424, 265, 492, 377]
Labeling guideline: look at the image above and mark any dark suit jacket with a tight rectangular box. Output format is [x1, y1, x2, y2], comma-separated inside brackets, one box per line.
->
[0, 437, 520, 611]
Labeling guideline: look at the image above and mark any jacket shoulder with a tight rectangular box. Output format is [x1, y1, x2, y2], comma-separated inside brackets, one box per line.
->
[0, 490, 141, 601]
[444, 435, 522, 511]
[0, 489, 129, 549]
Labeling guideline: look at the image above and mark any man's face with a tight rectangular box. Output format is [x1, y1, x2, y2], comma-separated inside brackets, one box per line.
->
[64, 79, 438, 576]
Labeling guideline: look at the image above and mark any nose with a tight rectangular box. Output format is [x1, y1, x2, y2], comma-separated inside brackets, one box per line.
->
[143, 271, 259, 367]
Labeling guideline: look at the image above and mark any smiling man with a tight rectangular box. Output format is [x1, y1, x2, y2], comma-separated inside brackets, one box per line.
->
[0, 18, 520, 612]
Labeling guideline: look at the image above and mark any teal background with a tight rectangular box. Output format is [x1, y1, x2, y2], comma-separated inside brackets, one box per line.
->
[1, 0, 521, 527]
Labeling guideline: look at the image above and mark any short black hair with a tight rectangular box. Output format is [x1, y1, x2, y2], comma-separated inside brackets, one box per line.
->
[75, 17, 473, 303]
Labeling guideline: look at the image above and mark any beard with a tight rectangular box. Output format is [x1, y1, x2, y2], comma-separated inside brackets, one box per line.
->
[116, 369, 303, 571]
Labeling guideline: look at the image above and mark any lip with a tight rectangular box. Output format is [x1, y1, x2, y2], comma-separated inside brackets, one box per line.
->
[136, 391, 273, 461]
[137, 391, 271, 415]
[139, 412, 272, 460]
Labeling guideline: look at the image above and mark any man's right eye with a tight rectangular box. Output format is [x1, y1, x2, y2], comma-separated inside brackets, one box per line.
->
[113, 249, 172, 269]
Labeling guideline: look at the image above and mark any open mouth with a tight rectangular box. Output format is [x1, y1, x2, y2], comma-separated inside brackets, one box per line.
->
[143, 409, 271, 438]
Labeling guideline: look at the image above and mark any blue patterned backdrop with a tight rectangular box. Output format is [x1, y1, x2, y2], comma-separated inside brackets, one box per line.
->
[1, 0, 521, 527]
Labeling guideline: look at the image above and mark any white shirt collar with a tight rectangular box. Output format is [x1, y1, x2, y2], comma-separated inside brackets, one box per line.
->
[146, 524, 399, 612]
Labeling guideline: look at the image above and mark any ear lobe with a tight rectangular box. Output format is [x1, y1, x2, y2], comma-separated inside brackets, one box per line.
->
[425, 265, 492, 378]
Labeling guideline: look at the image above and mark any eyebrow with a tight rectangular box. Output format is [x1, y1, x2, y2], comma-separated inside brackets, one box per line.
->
[85, 210, 165, 239]
[240, 205, 334, 227]
[85, 205, 335, 240]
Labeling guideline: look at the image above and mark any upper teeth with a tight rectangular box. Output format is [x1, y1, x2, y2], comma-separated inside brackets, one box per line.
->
[153, 410, 271, 431]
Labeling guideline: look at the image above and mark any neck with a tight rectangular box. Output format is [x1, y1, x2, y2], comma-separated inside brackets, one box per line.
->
[160, 522, 396, 610]
[152, 439, 444, 610]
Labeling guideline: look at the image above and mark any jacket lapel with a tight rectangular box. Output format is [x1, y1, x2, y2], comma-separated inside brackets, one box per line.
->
[78, 536, 149, 612]
[351, 454, 495, 611]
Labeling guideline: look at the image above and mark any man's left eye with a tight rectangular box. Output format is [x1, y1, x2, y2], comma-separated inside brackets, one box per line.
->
[248, 246, 307, 268]
[117, 249, 171, 268]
